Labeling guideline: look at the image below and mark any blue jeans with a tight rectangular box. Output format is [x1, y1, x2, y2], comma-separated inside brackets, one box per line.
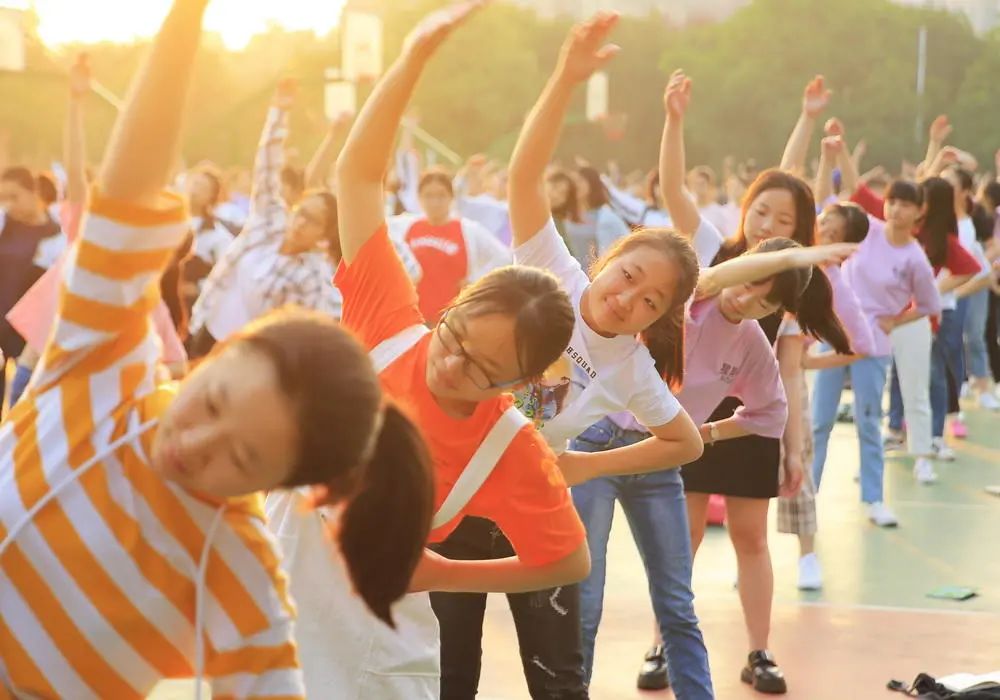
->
[570, 417, 713, 700]
[812, 351, 891, 503]
[964, 289, 990, 379]
[931, 306, 966, 437]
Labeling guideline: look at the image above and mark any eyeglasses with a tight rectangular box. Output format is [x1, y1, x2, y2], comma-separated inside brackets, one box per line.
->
[436, 313, 522, 391]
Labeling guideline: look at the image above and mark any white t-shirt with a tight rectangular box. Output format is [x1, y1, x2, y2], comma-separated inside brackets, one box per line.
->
[512, 218, 682, 453]
[690, 215, 727, 268]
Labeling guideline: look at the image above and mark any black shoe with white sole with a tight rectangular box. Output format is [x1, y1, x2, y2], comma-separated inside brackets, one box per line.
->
[740, 650, 787, 694]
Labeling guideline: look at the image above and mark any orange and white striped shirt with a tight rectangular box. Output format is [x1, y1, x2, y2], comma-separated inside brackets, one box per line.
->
[0, 191, 305, 699]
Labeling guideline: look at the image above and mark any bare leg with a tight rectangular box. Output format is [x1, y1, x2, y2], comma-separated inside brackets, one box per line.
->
[725, 496, 773, 651]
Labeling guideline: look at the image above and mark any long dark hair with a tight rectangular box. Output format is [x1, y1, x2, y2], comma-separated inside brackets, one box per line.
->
[591, 229, 700, 389]
[716, 168, 816, 263]
[547, 169, 582, 224]
[235, 311, 434, 627]
[919, 177, 958, 268]
[753, 238, 852, 354]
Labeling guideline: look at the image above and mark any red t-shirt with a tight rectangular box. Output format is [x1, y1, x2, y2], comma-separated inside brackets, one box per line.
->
[334, 226, 585, 566]
[917, 231, 981, 277]
[405, 218, 468, 325]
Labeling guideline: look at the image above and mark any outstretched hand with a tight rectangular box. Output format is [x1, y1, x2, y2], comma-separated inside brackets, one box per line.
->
[403, 0, 487, 62]
[823, 117, 844, 138]
[664, 69, 692, 119]
[802, 75, 831, 118]
[821, 135, 845, 158]
[929, 114, 952, 144]
[556, 11, 621, 84]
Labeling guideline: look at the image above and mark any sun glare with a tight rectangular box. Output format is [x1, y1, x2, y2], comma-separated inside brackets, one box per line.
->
[9, 0, 347, 50]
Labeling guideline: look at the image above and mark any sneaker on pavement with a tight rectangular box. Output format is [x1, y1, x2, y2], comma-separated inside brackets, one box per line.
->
[883, 430, 906, 451]
[914, 457, 938, 484]
[932, 437, 956, 462]
[979, 392, 1000, 411]
[636, 644, 669, 690]
[797, 553, 823, 590]
[949, 417, 968, 439]
[867, 502, 898, 527]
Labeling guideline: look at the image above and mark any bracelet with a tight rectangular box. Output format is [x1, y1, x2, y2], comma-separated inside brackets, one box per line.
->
[706, 422, 718, 446]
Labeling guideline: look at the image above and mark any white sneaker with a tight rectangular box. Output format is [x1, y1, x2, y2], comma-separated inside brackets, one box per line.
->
[797, 553, 823, 590]
[979, 392, 1000, 411]
[932, 437, 956, 461]
[867, 502, 899, 527]
[913, 457, 938, 484]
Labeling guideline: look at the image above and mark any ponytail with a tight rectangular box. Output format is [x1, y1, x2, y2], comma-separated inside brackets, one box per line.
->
[795, 269, 851, 354]
[336, 403, 435, 627]
[640, 303, 686, 391]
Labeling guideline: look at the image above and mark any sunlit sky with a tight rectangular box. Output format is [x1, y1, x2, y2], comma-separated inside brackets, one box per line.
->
[3, 0, 348, 49]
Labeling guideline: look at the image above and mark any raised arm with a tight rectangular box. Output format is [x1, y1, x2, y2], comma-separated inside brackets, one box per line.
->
[695, 242, 857, 300]
[779, 75, 830, 176]
[98, 0, 208, 205]
[917, 115, 950, 179]
[508, 12, 620, 247]
[250, 79, 294, 215]
[813, 136, 839, 205]
[304, 112, 352, 190]
[65, 54, 89, 206]
[658, 69, 701, 236]
[336, 1, 483, 264]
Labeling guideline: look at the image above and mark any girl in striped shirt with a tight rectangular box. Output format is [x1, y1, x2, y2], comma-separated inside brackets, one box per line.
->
[0, 2, 434, 698]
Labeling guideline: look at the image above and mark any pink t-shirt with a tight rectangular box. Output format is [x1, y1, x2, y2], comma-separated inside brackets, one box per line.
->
[674, 298, 787, 437]
[824, 265, 877, 357]
[841, 217, 941, 356]
[5, 200, 187, 364]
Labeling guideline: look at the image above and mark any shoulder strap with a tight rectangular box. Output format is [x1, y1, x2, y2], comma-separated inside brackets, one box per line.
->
[369, 324, 430, 373]
[432, 406, 530, 529]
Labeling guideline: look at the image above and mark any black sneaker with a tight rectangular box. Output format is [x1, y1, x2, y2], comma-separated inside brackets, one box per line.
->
[740, 650, 786, 694]
[636, 644, 669, 690]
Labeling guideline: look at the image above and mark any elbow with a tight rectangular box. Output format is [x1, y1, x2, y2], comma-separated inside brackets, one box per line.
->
[684, 431, 705, 464]
[566, 545, 591, 584]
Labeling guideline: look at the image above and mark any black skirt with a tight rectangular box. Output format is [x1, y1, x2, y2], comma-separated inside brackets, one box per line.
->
[680, 308, 783, 500]
[680, 397, 781, 499]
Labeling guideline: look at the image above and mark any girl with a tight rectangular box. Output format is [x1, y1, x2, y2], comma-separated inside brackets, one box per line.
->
[388, 167, 510, 324]
[945, 166, 998, 412]
[180, 163, 234, 315]
[188, 80, 421, 355]
[658, 68, 852, 694]
[574, 165, 631, 255]
[266, 5, 590, 698]
[813, 179, 942, 523]
[777, 110, 878, 592]
[884, 177, 979, 468]
[0, 2, 434, 698]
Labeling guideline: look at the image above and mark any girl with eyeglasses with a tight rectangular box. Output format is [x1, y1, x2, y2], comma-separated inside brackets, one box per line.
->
[264, 4, 590, 698]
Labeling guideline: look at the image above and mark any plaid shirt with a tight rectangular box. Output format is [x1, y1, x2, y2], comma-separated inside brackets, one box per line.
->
[191, 107, 420, 337]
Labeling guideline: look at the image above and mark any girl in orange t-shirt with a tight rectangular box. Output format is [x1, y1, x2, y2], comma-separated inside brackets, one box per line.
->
[268, 4, 590, 698]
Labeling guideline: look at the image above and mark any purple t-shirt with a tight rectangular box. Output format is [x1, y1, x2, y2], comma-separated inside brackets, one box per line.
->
[674, 298, 787, 437]
[842, 218, 941, 356]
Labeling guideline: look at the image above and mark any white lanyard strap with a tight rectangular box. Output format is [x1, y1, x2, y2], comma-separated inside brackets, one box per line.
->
[370, 324, 430, 373]
[432, 406, 529, 529]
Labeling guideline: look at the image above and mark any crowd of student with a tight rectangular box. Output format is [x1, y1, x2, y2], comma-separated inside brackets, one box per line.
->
[1, 2, 998, 698]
